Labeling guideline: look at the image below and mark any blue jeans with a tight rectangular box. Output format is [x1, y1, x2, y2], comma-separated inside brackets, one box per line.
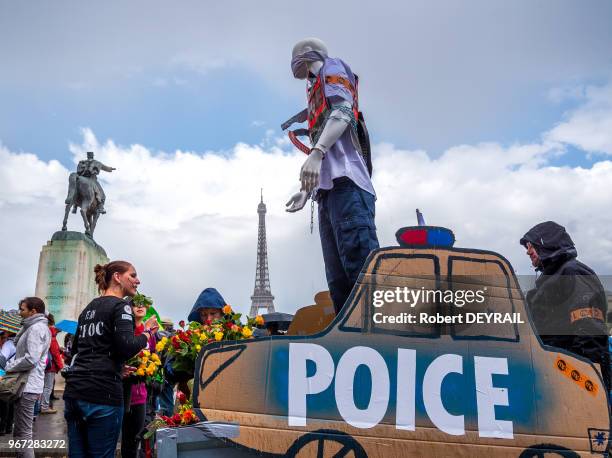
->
[318, 177, 379, 313]
[64, 398, 124, 458]
[158, 380, 175, 417]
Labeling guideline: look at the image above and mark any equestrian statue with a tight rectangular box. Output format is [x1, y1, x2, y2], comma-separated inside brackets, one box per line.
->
[62, 151, 116, 238]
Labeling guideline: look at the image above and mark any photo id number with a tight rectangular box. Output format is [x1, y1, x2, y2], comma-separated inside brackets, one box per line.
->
[8, 439, 66, 448]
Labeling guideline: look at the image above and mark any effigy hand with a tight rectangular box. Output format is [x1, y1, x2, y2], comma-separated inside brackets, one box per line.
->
[299, 148, 324, 193]
[285, 190, 309, 213]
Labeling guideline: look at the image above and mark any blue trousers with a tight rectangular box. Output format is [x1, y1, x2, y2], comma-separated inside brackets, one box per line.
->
[318, 177, 379, 314]
[64, 398, 124, 458]
[158, 380, 175, 417]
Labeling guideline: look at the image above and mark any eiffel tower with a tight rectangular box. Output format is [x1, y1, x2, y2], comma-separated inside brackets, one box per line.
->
[249, 190, 276, 317]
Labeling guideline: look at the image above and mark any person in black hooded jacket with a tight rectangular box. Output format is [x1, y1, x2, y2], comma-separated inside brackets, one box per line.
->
[520, 221, 610, 391]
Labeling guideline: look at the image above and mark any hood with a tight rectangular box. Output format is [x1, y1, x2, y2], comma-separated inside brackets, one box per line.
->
[188, 288, 226, 323]
[520, 221, 577, 270]
[15, 313, 48, 345]
[23, 313, 48, 328]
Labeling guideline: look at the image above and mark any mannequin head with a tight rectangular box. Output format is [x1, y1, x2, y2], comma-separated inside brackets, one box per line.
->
[291, 37, 328, 79]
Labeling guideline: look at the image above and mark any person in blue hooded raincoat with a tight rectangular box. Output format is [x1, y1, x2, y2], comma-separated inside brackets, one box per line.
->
[187, 288, 226, 325]
[159, 288, 227, 415]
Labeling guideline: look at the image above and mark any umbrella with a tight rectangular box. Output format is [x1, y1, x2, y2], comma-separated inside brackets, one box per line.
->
[261, 312, 294, 324]
[260, 312, 294, 334]
[0, 310, 22, 334]
[55, 319, 78, 335]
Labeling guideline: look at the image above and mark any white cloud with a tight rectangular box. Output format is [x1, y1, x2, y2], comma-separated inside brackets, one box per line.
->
[546, 81, 612, 155]
[3, 128, 612, 323]
[0, 144, 66, 205]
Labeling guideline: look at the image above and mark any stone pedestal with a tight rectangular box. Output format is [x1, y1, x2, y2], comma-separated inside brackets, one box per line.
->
[35, 231, 109, 322]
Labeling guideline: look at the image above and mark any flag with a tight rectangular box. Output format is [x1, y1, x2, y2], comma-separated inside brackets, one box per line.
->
[416, 208, 426, 226]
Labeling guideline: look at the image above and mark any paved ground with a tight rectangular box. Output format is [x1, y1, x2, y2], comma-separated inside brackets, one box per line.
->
[0, 375, 67, 457]
[0, 398, 68, 457]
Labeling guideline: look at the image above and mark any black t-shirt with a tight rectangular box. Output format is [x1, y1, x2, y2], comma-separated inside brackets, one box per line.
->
[63, 296, 147, 406]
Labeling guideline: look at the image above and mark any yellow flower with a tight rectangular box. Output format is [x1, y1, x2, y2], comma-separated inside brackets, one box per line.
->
[142, 350, 151, 356]
[241, 327, 253, 338]
[255, 315, 264, 326]
[136, 368, 145, 376]
[214, 331, 224, 341]
[155, 341, 166, 352]
[151, 353, 160, 363]
[195, 344, 201, 352]
[222, 304, 232, 315]
[142, 356, 149, 364]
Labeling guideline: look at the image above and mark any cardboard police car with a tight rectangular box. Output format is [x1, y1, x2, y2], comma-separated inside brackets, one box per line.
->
[193, 226, 610, 457]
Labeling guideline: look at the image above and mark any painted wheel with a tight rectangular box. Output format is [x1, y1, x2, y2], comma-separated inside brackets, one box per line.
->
[519, 444, 580, 458]
[285, 429, 367, 458]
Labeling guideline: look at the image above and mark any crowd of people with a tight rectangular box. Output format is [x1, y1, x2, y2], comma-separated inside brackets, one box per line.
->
[0, 261, 232, 458]
[0, 221, 609, 457]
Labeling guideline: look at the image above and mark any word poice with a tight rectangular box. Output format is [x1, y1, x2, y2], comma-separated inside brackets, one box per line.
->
[288, 343, 513, 439]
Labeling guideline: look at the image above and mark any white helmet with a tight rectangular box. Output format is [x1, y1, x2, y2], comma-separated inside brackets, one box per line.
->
[292, 37, 328, 60]
[291, 37, 328, 79]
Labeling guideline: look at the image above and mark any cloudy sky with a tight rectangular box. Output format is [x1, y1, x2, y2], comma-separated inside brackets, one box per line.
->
[1, 1, 612, 322]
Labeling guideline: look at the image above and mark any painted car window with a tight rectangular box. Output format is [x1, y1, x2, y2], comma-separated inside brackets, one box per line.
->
[448, 257, 520, 340]
[345, 254, 441, 336]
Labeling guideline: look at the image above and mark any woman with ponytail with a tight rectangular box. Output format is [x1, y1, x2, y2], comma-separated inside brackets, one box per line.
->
[63, 261, 158, 458]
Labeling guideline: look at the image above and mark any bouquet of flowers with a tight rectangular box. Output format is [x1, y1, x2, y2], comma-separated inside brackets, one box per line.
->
[126, 349, 163, 384]
[156, 305, 264, 380]
[144, 391, 198, 439]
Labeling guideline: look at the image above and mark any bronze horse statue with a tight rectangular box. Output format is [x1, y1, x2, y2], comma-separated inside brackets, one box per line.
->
[61, 173, 101, 238]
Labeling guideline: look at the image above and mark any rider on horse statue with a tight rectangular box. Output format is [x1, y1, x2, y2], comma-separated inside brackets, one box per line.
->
[65, 151, 115, 214]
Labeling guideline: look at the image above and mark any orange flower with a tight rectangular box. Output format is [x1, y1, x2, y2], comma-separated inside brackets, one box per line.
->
[222, 304, 232, 315]
[255, 315, 264, 326]
[181, 409, 195, 423]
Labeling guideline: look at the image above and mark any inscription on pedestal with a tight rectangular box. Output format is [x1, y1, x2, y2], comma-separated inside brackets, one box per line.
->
[35, 231, 109, 323]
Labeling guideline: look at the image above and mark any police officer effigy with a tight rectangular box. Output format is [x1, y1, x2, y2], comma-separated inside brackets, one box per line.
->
[284, 38, 379, 314]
